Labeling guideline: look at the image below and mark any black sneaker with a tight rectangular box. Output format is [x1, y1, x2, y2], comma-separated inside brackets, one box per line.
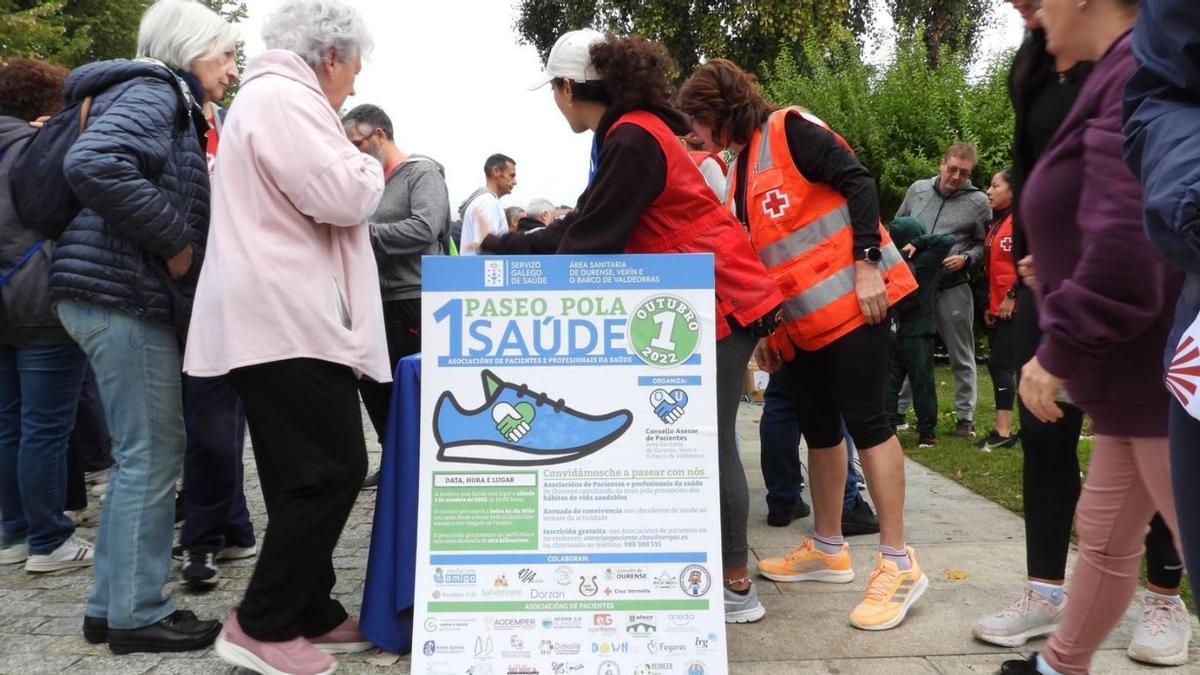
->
[180, 550, 219, 590]
[993, 431, 1020, 449]
[767, 496, 811, 527]
[841, 494, 879, 536]
[955, 419, 976, 438]
[361, 470, 380, 490]
[917, 435, 937, 448]
[998, 653, 1041, 674]
[975, 429, 1003, 448]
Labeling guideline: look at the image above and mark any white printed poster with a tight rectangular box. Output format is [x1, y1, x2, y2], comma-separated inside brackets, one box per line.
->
[413, 254, 728, 675]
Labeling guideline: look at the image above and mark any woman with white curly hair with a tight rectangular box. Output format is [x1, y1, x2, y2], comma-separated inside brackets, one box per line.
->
[182, 0, 386, 672]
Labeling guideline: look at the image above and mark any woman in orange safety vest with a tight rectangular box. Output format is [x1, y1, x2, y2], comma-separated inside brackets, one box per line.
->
[680, 59, 926, 632]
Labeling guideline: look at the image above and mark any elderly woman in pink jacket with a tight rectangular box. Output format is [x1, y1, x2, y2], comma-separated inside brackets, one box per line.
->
[183, 0, 387, 672]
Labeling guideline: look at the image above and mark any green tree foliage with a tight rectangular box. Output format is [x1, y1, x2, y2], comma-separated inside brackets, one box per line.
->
[762, 28, 1013, 217]
[1, 0, 245, 74]
[0, 0, 151, 66]
[887, 0, 995, 65]
[515, 0, 854, 76]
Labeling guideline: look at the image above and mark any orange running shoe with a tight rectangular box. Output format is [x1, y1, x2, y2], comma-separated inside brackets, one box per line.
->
[756, 538, 855, 583]
[849, 547, 928, 631]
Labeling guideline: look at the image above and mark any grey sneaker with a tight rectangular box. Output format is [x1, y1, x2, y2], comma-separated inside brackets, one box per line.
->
[971, 589, 1064, 647]
[1127, 594, 1191, 666]
[25, 536, 94, 573]
[724, 584, 766, 624]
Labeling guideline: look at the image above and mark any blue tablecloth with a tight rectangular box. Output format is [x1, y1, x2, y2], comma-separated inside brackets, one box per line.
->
[360, 353, 420, 654]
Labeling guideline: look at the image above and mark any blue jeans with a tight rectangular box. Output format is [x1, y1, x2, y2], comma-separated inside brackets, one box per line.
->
[1168, 274, 1200, 590]
[0, 343, 87, 554]
[56, 300, 185, 629]
[179, 374, 254, 553]
[760, 367, 860, 514]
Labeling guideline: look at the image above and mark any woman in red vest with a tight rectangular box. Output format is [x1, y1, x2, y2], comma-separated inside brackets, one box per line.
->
[680, 59, 925, 631]
[481, 30, 784, 624]
[979, 170, 1020, 450]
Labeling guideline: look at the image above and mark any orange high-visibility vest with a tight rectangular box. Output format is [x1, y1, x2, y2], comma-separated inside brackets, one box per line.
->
[727, 107, 917, 355]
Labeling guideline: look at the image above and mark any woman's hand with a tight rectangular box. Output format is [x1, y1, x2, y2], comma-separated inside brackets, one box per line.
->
[901, 243, 917, 259]
[1017, 255, 1037, 288]
[1019, 356, 1065, 423]
[998, 295, 1016, 320]
[984, 312, 997, 328]
[854, 261, 888, 325]
[167, 245, 194, 279]
[754, 338, 782, 374]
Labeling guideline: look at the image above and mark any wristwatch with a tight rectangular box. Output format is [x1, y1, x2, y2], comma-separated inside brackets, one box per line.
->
[1005, 288, 1018, 299]
[855, 246, 883, 264]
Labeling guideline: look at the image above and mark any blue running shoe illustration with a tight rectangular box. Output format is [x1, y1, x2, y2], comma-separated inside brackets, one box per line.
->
[434, 370, 633, 466]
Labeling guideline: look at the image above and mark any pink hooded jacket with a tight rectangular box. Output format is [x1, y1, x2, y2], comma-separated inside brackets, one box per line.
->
[183, 50, 390, 382]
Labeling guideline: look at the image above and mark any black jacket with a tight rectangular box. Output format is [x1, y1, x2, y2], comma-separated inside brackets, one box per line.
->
[1008, 29, 1092, 270]
[49, 59, 209, 329]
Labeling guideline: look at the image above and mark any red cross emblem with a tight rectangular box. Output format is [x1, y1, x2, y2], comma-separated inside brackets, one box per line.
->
[762, 189, 790, 219]
[1000, 236, 1012, 252]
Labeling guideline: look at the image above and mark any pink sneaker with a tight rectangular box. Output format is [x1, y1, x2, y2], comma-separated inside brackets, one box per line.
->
[214, 611, 337, 675]
[310, 617, 374, 654]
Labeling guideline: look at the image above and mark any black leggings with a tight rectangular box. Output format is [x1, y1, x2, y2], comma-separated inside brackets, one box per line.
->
[1016, 287, 1182, 587]
[988, 317, 1016, 412]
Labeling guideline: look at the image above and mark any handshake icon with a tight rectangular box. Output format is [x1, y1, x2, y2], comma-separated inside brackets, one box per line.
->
[650, 388, 689, 424]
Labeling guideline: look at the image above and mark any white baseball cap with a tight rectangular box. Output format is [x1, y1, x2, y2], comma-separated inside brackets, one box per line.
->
[528, 28, 606, 90]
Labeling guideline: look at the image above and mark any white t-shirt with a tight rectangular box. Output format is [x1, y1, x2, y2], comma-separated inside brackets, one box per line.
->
[459, 190, 507, 255]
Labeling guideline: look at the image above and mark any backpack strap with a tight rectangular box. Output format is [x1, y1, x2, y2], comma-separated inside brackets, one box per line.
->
[78, 96, 93, 135]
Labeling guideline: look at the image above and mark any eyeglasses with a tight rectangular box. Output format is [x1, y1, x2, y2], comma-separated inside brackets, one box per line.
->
[348, 127, 376, 149]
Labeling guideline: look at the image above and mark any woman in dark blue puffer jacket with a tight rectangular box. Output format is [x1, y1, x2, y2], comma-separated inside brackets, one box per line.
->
[49, 0, 240, 655]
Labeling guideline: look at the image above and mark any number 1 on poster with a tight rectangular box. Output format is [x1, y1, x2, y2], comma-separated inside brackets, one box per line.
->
[650, 311, 677, 351]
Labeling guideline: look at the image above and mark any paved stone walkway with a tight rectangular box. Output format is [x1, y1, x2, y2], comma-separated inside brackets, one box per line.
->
[1, 404, 1197, 673]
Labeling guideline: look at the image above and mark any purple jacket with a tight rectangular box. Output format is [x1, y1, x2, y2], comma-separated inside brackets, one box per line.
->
[1022, 30, 1183, 437]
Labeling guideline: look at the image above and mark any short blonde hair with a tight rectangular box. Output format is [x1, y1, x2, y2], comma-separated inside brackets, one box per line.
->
[136, 0, 239, 70]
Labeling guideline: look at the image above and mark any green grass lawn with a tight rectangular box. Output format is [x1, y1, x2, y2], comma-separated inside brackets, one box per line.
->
[896, 364, 1189, 604]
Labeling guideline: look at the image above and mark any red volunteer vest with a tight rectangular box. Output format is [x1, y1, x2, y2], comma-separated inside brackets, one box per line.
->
[985, 212, 1017, 316]
[609, 110, 785, 339]
[727, 107, 917, 355]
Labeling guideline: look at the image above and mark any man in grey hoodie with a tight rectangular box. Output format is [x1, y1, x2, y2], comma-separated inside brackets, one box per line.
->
[895, 143, 991, 437]
[343, 104, 450, 483]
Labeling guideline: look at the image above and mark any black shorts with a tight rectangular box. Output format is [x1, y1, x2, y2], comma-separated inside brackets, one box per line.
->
[780, 319, 894, 449]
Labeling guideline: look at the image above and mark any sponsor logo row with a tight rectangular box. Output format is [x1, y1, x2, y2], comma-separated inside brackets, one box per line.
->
[432, 565, 711, 600]
[421, 658, 713, 675]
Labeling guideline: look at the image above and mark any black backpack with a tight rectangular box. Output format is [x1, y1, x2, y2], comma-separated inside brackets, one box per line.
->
[6, 96, 93, 239]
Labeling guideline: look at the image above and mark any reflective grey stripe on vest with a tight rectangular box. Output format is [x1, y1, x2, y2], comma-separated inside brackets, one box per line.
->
[755, 119, 772, 172]
[781, 242, 906, 319]
[757, 203, 852, 269]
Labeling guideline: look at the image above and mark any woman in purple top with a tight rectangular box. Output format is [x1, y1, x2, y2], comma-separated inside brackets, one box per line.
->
[1001, 0, 1187, 673]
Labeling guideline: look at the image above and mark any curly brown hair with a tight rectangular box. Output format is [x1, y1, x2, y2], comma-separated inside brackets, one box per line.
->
[0, 58, 70, 122]
[553, 33, 676, 111]
[678, 59, 776, 147]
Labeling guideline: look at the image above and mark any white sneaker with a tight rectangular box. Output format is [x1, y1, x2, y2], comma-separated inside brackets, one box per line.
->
[971, 588, 1065, 647]
[24, 536, 94, 573]
[1128, 594, 1191, 666]
[0, 539, 28, 565]
[218, 544, 257, 561]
